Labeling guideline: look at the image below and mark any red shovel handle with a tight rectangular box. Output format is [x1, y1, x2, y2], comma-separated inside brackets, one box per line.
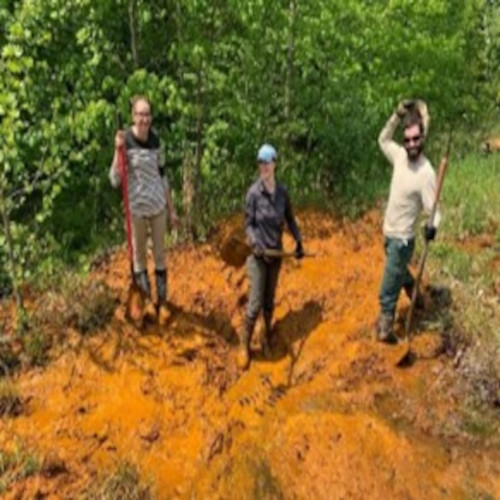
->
[118, 144, 134, 267]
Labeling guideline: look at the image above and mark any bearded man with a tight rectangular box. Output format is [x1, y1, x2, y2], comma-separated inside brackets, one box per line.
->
[376, 99, 440, 343]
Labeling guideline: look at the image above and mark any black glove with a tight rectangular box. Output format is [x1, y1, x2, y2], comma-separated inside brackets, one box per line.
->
[295, 241, 305, 260]
[253, 243, 265, 257]
[423, 224, 436, 242]
[396, 99, 415, 118]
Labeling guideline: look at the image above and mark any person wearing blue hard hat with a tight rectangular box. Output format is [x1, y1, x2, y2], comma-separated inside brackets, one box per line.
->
[237, 144, 305, 370]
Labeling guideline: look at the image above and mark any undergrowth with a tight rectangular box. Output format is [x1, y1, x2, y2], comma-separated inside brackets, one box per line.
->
[425, 153, 499, 418]
[0, 442, 40, 495]
[83, 462, 151, 500]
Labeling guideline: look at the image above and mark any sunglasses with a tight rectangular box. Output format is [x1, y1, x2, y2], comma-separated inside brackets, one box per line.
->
[404, 135, 422, 144]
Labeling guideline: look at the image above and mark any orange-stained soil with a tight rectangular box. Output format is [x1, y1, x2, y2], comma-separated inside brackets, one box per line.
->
[1, 209, 499, 499]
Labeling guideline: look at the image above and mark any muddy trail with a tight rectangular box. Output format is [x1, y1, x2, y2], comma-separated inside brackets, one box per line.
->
[1, 210, 499, 499]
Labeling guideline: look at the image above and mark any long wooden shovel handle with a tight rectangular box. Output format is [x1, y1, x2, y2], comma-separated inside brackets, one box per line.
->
[263, 248, 316, 259]
[428, 133, 452, 228]
[405, 132, 452, 336]
[116, 112, 135, 281]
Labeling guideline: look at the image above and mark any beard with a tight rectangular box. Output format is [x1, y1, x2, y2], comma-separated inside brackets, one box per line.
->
[405, 144, 423, 161]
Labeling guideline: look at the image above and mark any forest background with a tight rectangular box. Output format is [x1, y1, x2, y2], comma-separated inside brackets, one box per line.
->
[0, 0, 498, 299]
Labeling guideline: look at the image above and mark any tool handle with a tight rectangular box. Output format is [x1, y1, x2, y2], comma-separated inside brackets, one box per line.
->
[263, 248, 315, 259]
[405, 132, 452, 336]
[428, 131, 452, 227]
[115, 111, 134, 271]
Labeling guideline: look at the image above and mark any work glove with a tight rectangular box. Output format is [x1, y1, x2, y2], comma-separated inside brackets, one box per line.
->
[295, 241, 305, 260]
[396, 99, 415, 119]
[423, 224, 437, 242]
[253, 243, 265, 257]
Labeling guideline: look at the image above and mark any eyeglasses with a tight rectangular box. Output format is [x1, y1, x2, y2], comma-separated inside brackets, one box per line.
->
[404, 135, 421, 144]
[134, 111, 151, 118]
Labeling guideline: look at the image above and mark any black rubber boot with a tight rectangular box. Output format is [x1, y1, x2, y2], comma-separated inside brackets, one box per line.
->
[133, 270, 156, 322]
[237, 317, 255, 370]
[134, 270, 151, 297]
[375, 313, 398, 344]
[261, 312, 273, 359]
[155, 269, 169, 325]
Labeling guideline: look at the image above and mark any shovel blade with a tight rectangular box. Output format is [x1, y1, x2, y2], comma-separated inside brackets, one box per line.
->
[394, 338, 414, 368]
[219, 234, 251, 268]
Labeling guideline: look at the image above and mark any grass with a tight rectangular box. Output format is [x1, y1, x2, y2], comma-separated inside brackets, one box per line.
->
[252, 458, 285, 500]
[0, 442, 40, 494]
[0, 378, 22, 417]
[22, 330, 49, 367]
[32, 274, 117, 335]
[0, 272, 117, 374]
[423, 152, 500, 417]
[83, 462, 151, 500]
[68, 279, 117, 334]
[0, 343, 20, 373]
[440, 153, 500, 239]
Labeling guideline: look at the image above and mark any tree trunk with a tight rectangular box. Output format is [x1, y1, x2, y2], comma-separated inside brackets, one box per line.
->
[285, 0, 296, 120]
[182, 148, 195, 238]
[128, 0, 139, 68]
[0, 191, 24, 312]
[182, 65, 205, 239]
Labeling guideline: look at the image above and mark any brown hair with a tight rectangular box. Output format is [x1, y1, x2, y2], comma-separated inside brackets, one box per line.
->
[130, 95, 152, 113]
[403, 109, 424, 135]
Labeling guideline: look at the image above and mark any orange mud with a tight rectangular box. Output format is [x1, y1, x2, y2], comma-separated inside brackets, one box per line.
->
[1, 210, 499, 499]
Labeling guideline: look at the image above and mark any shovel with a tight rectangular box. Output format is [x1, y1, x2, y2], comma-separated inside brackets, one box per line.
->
[219, 232, 314, 268]
[396, 132, 452, 367]
[115, 113, 142, 322]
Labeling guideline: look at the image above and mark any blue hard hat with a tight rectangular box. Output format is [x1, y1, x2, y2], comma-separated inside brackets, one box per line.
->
[257, 144, 277, 163]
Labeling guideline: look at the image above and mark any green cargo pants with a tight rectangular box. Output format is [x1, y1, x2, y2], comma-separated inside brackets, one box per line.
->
[379, 237, 415, 316]
[246, 255, 282, 332]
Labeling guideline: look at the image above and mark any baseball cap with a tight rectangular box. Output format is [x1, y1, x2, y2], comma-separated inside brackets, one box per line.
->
[257, 144, 277, 163]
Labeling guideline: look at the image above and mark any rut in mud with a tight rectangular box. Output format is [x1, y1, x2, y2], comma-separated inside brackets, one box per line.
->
[1, 209, 499, 499]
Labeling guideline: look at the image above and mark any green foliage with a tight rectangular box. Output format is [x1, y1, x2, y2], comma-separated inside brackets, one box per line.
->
[32, 275, 117, 334]
[0, 442, 40, 494]
[0, 341, 19, 373]
[426, 153, 499, 411]
[68, 279, 117, 334]
[22, 329, 49, 367]
[0, 378, 22, 417]
[441, 153, 500, 238]
[0, 0, 498, 292]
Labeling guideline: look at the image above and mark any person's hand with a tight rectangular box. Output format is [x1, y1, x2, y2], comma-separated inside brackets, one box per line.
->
[114, 130, 125, 150]
[423, 224, 436, 242]
[396, 99, 415, 118]
[253, 243, 265, 257]
[170, 210, 180, 229]
[295, 240, 305, 260]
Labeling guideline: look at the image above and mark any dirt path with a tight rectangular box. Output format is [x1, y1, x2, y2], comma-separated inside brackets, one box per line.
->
[1, 210, 499, 499]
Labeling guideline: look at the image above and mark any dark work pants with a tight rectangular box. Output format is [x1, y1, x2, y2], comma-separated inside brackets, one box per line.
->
[246, 255, 282, 331]
[379, 237, 415, 316]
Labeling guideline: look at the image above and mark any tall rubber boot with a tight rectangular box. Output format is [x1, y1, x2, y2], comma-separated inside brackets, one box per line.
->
[134, 270, 157, 323]
[155, 269, 170, 326]
[237, 317, 255, 370]
[261, 312, 273, 359]
[375, 313, 398, 344]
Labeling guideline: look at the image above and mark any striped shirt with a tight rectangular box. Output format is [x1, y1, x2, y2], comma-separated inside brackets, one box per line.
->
[110, 129, 169, 218]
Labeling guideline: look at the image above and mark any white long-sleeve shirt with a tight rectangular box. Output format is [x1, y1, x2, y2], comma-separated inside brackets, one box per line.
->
[378, 113, 441, 240]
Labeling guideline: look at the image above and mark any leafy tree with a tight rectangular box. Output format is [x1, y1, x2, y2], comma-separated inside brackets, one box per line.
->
[0, 0, 497, 302]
